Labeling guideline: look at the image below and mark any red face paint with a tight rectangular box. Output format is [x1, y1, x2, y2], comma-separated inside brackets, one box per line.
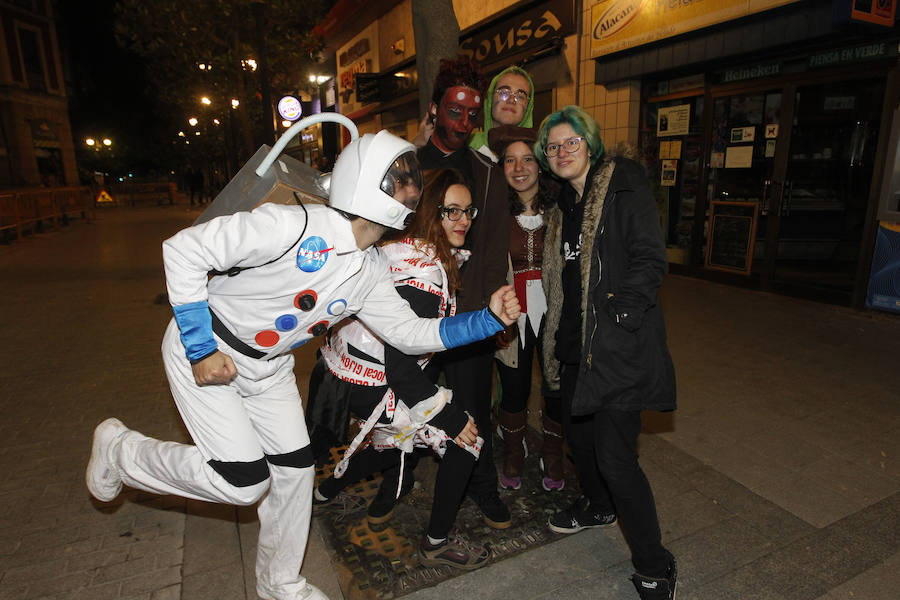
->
[432, 86, 482, 153]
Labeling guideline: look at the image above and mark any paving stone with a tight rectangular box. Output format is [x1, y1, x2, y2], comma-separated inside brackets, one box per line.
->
[118, 565, 183, 596]
[3, 205, 899, 600]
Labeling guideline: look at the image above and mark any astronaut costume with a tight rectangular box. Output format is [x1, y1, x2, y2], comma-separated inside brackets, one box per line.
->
[86, 131, 511, 600]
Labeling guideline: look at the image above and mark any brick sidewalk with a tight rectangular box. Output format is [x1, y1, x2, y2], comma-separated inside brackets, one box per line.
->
[1, 205, 198, 599]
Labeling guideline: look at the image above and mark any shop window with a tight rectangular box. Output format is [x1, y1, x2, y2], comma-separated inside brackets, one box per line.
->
[640, 96, 704, 263]
[17, 26, 47, 92]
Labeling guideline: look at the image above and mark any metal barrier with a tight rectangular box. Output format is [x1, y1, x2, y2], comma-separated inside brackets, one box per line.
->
[105, 182, 177, 206]
[0, 186, 94, 242]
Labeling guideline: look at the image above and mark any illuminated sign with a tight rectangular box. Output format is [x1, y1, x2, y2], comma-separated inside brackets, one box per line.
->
[277, 96, 302, 121]
[590, 0, 801, 58]
[851, 0, 896, 26]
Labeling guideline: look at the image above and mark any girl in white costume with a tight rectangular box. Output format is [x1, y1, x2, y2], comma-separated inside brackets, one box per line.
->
[310, 169, 490, 570]
[85, 132, 521, 600]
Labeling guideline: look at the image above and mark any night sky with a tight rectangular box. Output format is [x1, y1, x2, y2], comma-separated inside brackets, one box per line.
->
[56, 0, 158, 167]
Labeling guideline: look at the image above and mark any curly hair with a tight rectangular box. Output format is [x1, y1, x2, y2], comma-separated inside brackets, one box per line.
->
[431, 56, 489, 106]
[534, 105, 604, 172]
[380, 168, 471, 294]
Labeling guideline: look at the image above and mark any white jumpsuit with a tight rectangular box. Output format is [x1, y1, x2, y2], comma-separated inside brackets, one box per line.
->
[114, 203, 462, 600]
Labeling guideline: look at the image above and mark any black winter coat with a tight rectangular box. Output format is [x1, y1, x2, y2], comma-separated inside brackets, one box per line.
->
[541, 155, 676, 414]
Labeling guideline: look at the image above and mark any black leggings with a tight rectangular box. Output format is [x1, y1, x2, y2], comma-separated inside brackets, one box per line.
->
[319, 442, 474, 539]
[495, 315, 561, 422]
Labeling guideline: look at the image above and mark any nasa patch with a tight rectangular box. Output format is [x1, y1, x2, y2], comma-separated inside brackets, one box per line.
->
[296, 236, 333, 272]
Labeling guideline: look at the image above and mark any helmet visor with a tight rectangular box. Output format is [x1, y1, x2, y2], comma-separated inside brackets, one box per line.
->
[380, 151, 423, 212]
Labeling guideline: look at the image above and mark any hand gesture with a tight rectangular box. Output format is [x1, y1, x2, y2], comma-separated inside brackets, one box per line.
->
[412, 113, 434, 148]
[488, 284, 521, 326]
[191, 350, 238, 385]
[454, 418, 479, 447]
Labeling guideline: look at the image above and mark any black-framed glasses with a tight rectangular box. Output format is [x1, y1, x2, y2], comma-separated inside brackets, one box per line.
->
[545, 136, 585, 157]
[494, 87, 529, 104]
[439, 206, 478, 221]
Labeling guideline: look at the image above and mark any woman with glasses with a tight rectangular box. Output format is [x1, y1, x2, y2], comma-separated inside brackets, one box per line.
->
[484, 125, 567, 493]
[536, 106, 678, 600]
[311, 169, 491, 571]
[468, 66, 535, 161]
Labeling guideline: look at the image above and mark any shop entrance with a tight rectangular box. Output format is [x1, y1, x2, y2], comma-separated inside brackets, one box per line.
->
[705, 77, 885, 304]
[646, 70, 889, 306]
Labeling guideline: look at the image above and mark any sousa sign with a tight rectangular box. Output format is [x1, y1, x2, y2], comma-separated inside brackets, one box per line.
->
[459, 0, 575, 65]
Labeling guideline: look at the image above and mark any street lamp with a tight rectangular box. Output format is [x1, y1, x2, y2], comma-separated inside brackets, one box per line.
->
[201, 96, 211, 105]
[231, 98, 240, 109]
[188, 117, 198, 127]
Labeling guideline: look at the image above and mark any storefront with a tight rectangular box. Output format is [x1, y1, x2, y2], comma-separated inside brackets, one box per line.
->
[589, 0, 899, 308]
[330, 0, 577, 147]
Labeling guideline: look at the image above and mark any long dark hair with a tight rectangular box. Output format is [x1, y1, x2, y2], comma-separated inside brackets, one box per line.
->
[499, 142, 558, 215]
[381, 168, 471, 293]
[508, 175, 558, 216]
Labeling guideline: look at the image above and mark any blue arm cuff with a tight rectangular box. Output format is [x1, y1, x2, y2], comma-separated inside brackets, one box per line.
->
[172, 301, 218, 362]
[438, 308, 504, 349]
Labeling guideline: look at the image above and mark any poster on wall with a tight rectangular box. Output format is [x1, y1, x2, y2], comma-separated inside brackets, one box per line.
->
[661, 160, 677, 186]
[725, 146, 754, 168]
[657, 105, 690, 137]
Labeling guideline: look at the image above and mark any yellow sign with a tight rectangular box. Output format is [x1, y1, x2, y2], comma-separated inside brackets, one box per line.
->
[590, 0, 800, 58]
[96, 190, 115, 203]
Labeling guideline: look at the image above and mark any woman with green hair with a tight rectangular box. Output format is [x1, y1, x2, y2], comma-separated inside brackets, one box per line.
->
[537, 105, 678, 600]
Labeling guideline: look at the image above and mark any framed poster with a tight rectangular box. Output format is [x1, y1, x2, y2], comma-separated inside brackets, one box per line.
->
[705, 201, 759, 275]
[657, 105, 690, 137]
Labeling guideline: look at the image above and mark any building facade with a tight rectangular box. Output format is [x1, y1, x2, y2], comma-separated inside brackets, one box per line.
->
[316, 0, 900, 311]
[0, 0, 77, 188]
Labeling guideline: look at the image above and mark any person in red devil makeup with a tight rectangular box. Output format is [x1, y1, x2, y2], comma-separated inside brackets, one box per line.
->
[410, 56, 513, 529]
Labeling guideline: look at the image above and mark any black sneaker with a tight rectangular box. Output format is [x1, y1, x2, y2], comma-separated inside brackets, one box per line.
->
[547, 495, 617, 534]
[472, 491, 511, 529]
[631, 557, 677, 600]
[366, 493, 397, 525]
[366, 476, 415, 525]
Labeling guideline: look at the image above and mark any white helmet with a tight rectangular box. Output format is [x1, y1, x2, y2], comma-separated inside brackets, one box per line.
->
[326, 130, 423, 230]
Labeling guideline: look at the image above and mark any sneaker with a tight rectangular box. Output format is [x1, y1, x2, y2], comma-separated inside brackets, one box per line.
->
[547, 495, 616, 534]
[499, 472, 521, 491]
[312, 488, 366, 515]
[257, 582, 328, 600]
[539, 458, 565, 491]
[472, 491, 511, 529]
[419, 534, 489, 571]
[366, 493, 396, 525]
[86, 418, 128, 502]
[631, 557, 677, 600]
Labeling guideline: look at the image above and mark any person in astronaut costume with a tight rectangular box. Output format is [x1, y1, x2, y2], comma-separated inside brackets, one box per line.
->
[85, 130, 521, 600]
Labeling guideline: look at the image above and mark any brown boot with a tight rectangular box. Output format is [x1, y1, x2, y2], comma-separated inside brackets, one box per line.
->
[497, 409, 527, 490]
[541, 414, 565, 491]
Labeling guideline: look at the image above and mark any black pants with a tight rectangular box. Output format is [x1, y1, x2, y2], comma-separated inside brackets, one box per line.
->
[560, 364, 670, 577]
[495, 316, 561, 422]
[319, 438, 474, 538]
[438, 338, 498, 499]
